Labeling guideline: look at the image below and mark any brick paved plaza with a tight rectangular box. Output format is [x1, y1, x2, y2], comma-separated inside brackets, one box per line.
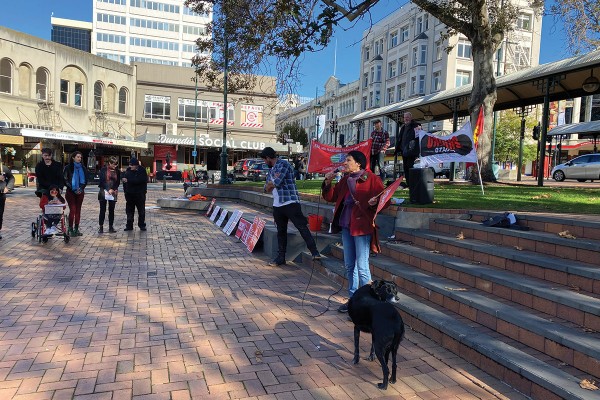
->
[0, 185, 527, 399]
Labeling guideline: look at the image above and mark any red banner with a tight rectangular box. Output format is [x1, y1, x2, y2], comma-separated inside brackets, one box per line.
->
[307, 139, 372, 173]
[376, 178, 403, 214]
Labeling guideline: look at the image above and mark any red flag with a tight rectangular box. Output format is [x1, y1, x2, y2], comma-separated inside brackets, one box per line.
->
[473, 106, 484, 148]
[307, 139, 372, 174]
[376, 178, 403, 214]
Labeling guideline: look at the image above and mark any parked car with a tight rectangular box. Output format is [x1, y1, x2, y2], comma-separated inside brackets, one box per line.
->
[247, 162, 271, 181]
[233, 158, 262, 180]
[551, 153, 600, 182]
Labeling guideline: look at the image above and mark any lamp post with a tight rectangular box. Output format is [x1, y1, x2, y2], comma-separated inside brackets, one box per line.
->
[192, 72, 199, 173]
[219, 34, 229, 185]
[513, 105, 534, 182]
[313, 100, 322, 142]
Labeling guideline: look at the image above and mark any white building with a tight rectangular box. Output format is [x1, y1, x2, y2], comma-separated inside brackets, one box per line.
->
[92, 0, 211, 67]
[359, 2, 542, 136]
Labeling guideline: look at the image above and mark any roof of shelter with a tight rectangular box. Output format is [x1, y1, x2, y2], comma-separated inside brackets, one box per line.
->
[352, 49, 600, 123]
[546, 120, 600, 138]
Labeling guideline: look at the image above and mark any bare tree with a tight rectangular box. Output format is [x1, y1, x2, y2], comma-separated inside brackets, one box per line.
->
[185, 0, 539, 181]
[548, 0, 600, 53]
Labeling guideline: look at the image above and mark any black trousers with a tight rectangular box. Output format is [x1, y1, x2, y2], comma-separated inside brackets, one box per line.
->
[402, 156, 417, 186]
[272, 202, 318, 256]
[125, 192, 146, 228]
[0, 194, 5, 231]
[99, 200, 116, 227]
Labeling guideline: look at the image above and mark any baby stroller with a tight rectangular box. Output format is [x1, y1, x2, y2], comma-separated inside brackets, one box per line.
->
[31, 203, 70, 243]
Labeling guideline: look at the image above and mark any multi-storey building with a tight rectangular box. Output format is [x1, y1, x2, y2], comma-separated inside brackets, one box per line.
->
[92, 0, 211, 67]
[359, 2, 542, 136]
[51, 17, 93, 53]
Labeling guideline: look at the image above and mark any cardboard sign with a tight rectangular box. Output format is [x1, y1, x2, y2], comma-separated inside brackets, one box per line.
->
[224, 210, 243, 235]
[215, 209, 228, 227]
[209, 205, 221, 222]
[246, 216, 266, 253]
[235, 218, 252, 240]
[205, 198, 216, 216]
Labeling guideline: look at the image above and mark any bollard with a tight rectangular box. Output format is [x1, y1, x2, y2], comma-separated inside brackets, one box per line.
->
[163, 177, 166, 191]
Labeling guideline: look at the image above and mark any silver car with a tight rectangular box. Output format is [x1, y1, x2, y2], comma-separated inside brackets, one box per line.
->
[551, 153, 600, 182]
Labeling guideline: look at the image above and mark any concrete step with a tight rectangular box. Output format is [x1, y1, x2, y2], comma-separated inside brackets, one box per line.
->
[300, 251, 600, 400]
[379, 239, 600, 332]
[469, 210, 600, 241]
[431, 218, 600, 265]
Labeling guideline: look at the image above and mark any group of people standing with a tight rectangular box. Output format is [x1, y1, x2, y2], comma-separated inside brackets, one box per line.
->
[34, 148, 147, 236]
[369, 112, 421, 188]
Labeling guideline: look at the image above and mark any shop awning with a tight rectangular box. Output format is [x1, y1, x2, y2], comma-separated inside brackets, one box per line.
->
[20, 128, 148, 149]
[0, 133, 24, 145]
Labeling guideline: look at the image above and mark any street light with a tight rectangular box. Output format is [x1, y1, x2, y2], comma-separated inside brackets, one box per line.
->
[313, 100, 323, 141]
[582, 70, 600, 93]
[192, 72, 199, 172]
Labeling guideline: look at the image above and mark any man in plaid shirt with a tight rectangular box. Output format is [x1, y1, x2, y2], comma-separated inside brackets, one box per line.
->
[261, 147, 321, 266]
[370, 119, 390, 181]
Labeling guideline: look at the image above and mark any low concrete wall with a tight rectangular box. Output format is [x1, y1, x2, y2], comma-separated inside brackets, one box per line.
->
[157, 198, 209, 211]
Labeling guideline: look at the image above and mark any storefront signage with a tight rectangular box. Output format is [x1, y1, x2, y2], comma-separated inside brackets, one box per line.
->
[157, 133, 267, 150]
[20, 128, 148, 149]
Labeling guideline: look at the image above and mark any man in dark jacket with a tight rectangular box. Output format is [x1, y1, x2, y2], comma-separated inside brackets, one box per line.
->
[35, 148, 63, 195]
[0, 164, 15, 240]
[395, 112, 419, 188]
[122, 157, 148, 231]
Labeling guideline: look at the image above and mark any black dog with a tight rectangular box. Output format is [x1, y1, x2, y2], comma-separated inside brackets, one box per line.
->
[348, 280, 405, 390]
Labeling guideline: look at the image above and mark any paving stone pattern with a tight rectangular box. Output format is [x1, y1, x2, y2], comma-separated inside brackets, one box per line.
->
[0, 185, 527, 399]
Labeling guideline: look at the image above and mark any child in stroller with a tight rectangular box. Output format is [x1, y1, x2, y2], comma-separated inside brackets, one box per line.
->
[39, 184, 66, 236]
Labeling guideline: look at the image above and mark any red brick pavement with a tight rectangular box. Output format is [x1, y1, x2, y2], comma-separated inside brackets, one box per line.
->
[0, 184, 528, 399]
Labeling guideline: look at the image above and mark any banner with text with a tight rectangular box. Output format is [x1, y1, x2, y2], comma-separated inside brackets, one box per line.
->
[418, 121, 477, 166]
[307, 139, 372, 174]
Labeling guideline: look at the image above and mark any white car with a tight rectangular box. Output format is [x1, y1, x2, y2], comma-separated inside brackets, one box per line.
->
[551, 153, 600, 182]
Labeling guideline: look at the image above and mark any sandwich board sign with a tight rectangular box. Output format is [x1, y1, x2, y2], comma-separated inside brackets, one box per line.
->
[246, 216, 266, 253]
[224, 210, 243, 235]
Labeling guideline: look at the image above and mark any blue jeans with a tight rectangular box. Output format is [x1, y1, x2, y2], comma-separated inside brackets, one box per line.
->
[342, 228, 372, 298]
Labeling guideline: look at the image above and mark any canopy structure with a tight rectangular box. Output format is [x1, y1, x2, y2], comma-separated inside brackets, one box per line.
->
[352, 49, 600, 124]
[546, 120, 600, 152]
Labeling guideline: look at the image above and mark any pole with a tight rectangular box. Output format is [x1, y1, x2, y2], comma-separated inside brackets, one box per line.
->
[517, 116, 525, 181]
[449, 107, 458, 181]
[537, 78, 551, 186]
[193, 72, 198, 173]
[219, 35, 229, 185]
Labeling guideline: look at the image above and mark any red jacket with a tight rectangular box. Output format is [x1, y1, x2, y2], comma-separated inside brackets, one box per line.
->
[322, 170, 389, 236]
[40, 193, 66, 210]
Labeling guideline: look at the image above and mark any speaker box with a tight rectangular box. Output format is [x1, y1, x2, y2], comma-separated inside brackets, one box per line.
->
[409, 168, 434, 204]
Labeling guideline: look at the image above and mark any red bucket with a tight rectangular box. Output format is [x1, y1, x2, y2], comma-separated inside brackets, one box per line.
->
[308, 214, 324, 232]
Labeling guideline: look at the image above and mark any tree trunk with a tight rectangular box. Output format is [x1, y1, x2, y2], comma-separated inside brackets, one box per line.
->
[468, 2, 500, 182]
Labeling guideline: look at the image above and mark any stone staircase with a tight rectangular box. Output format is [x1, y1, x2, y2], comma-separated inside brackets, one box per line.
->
[303, 211, 600, 400]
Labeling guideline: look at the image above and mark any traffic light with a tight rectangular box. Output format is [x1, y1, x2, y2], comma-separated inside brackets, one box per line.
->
[329, 120, 335, 134]
[532, 124, 540, 140]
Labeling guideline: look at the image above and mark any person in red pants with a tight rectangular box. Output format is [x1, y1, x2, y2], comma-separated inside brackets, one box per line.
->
[63, 151, 88, 236]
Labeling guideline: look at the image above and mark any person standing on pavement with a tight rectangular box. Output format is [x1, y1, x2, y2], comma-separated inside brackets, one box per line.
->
[369, 119, 390, 181]
[63, 151, 88, 236]
[0, 164, 15, 240]
[35, 148, 64, 196]
[395, 112, 419, 188]
[321, 150, 388, 312]
[122, 157, 148, 231]
[97, 156, 121, 234]
[260, 147, 321, 266]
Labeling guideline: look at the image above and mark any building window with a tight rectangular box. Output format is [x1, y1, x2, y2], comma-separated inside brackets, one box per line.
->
[375, 38, 384, 55]
[456, 70, 471, 87]
[118, 87, 127, 114]
[60, 80, 69, 104]
[418, 75, 425, 94]
[94, 82, 104, 111]
[369, 91, 373, 108]
[387, 87, 395, 104]
[514, 46, 531, 67]
[364, 46, 370, 61]
[362, 96, 367, 111]
[399, 56, 407, 74]
[36, 68, 48, 100]
[74, 83, 83, 107]
[435, 40, 443, 61]
[517, 13, 532, 31]
[375, 65, 382, 82]
[410, 76, 417, 95]
[397, 83, 406, 101]
[412, 47, 418, 66]
[457, 40, 472, 59]
[363, 72, 368, 88]
[400, 26, 409, 42]
[420, 45, 427, 64]
[432, 71, 441, 92]
[416, 16, 424, 34]
[375, 90, 380, 107]
[0, 58, 12, 94]
[423, 14, 429, 31]
[144, 94, 171, 119]
[388, 60, 397, 78]
[389, 31, 398, 48]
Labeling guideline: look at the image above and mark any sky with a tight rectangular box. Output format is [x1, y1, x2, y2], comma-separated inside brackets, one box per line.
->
[0, 0, 571, 99]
